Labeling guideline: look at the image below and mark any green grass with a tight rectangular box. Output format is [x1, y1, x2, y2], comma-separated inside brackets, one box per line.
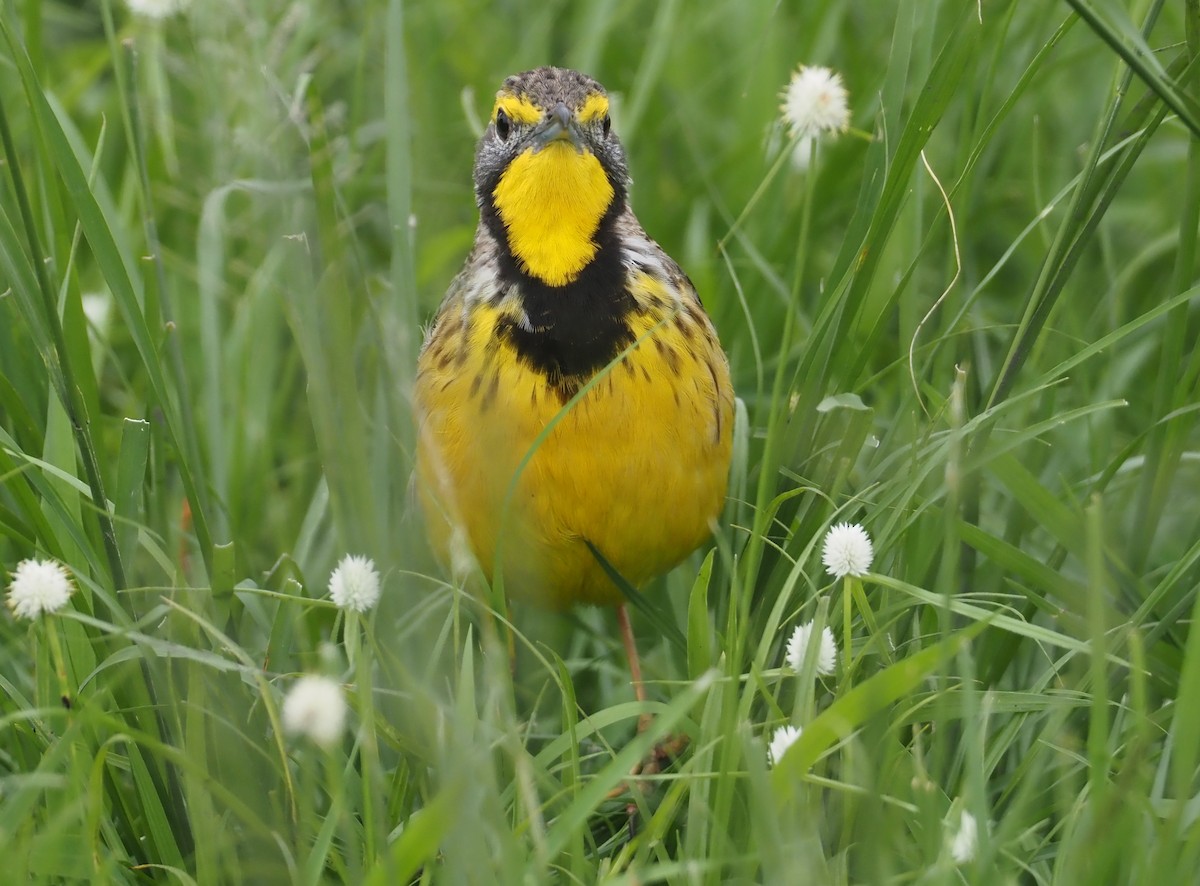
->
[3, 0, 1200, 882]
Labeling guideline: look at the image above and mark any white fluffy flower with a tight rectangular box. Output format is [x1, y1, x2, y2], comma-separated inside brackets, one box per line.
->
[328, 554, 381, 613]
[7, 558, 74, 620]
[282, 675, 347, 748]
[785, 621, 837, 676]
[780, 65, 850, 139]
[821, 522, 874, 578]
[125, 0, 189, 18]
[949, 809, 978, 864]
[767, 724, 802, 767]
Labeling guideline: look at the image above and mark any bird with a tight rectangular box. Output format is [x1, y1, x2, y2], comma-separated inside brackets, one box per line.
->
[413, 66, 734, 720]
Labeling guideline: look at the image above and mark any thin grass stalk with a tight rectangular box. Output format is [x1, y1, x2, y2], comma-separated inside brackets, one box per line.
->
[1066, 0, 1200, 137]
[965, 0, 1170, 591]
[102, 6, 218, 547]
[385, 0, 420, 383]
[0, 87, 125, 591]
[0, 14, 216, 577]
[740, 136, 817, 634]
[1127, 0, 1200, 570]
[987, 0, 1168, 410]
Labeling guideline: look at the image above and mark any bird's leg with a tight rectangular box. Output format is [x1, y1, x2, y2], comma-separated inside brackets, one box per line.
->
[617, 604, 652, 733]
[606, 604, 690, 801]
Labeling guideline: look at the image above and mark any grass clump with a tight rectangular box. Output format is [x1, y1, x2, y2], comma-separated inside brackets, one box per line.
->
[2, 0, 1200, 882]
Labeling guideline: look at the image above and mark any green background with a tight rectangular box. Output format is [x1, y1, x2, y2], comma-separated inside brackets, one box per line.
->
[1, 0, 1199, 882]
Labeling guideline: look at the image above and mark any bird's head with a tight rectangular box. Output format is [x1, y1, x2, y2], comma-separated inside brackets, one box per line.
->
[474, 67, 630, 288]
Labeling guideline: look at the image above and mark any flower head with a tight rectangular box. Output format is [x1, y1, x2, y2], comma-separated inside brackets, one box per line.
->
[329, 554, 381, 613]
[125, 0, 189, 18]
[949, 809, 978, 864]
[785, 621, 837, 676]
[767, 724, 802, 767]
[282, 675, 347, 748]
[822, 522, 874, 578]
[780, 65, 850, 140]
[7, 558, 74, 620]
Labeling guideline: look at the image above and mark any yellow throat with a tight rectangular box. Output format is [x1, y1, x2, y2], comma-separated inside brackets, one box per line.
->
[492, 142, 615, 287]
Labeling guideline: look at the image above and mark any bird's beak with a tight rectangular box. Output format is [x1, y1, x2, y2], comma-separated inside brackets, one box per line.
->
[531, 102, 584, 151]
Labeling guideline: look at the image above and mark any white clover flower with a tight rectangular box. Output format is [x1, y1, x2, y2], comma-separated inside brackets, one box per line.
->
[125, 0, 189, 18]
[767, 724, 802, 767]
[780, 65, 850, 140]
[7, 558, 74, 620]
[282, 675, 347, 748]
[949, 809, 978, 864]
[785, 621, 837, 676]
[822, 522, 874, 578]
[328, 554, 381, 613]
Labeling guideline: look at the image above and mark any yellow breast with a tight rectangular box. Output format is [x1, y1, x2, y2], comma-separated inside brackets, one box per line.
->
[414, 271, 734, 609]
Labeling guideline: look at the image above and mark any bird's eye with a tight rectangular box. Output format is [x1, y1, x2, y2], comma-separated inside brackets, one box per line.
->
[601, 114, 611, 136]
[495, 109, 512, 140]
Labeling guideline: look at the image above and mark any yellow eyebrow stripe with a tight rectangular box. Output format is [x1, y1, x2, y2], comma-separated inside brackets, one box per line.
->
[493, 91, 609, 128]
[578, 93, 609, 122]
[493, 94, 541, 125]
